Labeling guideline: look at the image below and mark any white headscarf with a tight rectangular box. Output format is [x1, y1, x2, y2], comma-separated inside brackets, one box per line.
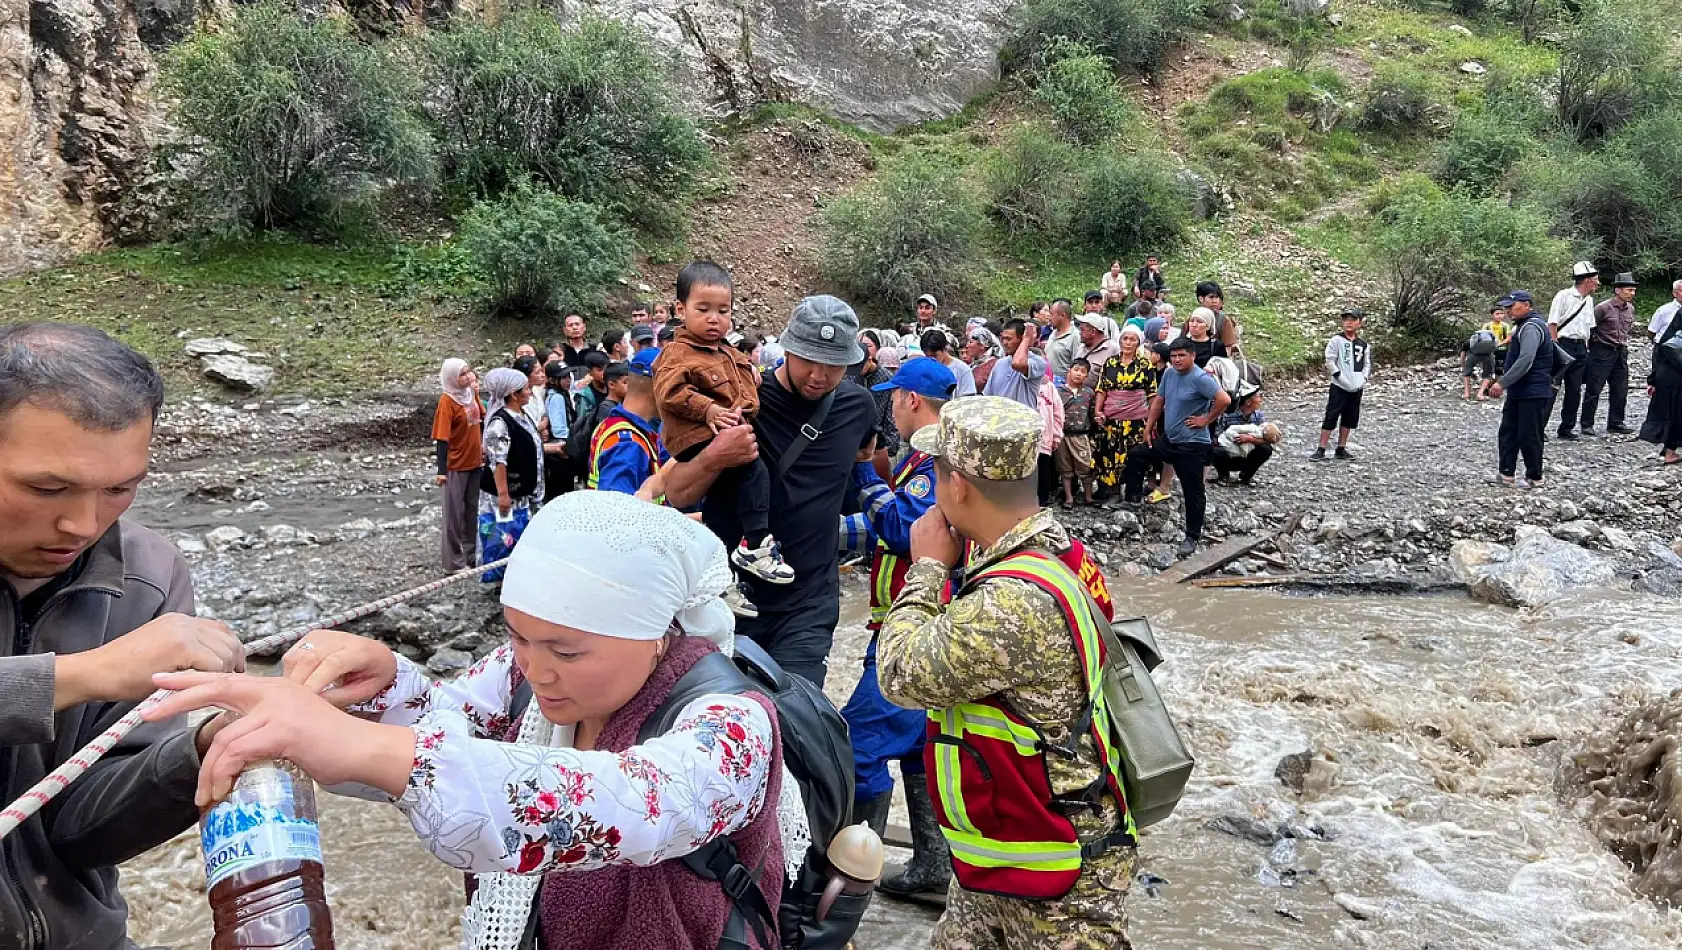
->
[500, 491, 735, 652]
[481, 367, 529, 408]
[440, 358, 481, 423]
[467, 492, 767, 950]
[440, 358, 473, 405]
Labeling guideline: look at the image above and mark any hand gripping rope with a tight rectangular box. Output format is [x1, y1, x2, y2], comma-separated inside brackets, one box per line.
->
[0, 557, 509, 841]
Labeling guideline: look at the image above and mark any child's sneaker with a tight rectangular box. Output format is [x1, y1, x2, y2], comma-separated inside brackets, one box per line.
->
[733, 536, 796, 585]
[1310, 447, 1327, 461]
[1335, 446, 1354, 461]
[723, 581, 760, 619]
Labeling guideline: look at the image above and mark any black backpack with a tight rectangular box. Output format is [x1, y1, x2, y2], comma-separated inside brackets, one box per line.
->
[511, 638, 867, 950]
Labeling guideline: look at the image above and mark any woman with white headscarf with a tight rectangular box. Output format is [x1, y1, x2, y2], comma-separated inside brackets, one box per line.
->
[144, 492, 795, 950]
[434, 358, 483, 572]
[479, 366, 545, 583]
[962, 325, 1004, 392]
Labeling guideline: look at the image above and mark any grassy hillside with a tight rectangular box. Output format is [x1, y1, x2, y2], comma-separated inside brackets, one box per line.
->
[0, 0, 1639, 395]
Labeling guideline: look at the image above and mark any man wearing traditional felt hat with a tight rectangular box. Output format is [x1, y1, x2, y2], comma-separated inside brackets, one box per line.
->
[1582, 272, 1638, 435]
[877, 396, 1138, 950]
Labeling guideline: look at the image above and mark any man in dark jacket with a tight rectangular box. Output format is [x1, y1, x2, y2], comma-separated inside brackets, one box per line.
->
[1490, 292, 1556, 488]
[0, 322, 244, 950]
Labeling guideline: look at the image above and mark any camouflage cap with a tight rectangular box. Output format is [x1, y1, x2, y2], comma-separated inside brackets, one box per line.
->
[910, 396, 1043, 481]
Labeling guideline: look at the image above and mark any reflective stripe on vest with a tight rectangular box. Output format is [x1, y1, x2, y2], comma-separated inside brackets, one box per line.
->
[867, 451, 931, 628]
[924, 550, 1134, 900]
[586, 417, 659, 490]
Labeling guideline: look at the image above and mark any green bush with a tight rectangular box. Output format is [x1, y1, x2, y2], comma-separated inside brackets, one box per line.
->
[158, 2, 434, 234]
[1555, 0, 1674, 142]
[1073, 151, 1192, 256]
[1517, 108, 1682, 273]
[982, 125, 1080, 240]
[1434, 111, 1529, 191]
[818, 154, 987, 309]
[1003, 0, 1204, 75]
[459, 182, 632, 316]
[1359, 66, 1440, 133]
[1033, 51, 1134, 145]
[1373, 175, 1566, 338]
[417, 11, 708, 236]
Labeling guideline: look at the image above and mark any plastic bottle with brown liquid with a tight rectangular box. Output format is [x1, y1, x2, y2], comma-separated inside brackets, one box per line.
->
[200, 759, 335, 950]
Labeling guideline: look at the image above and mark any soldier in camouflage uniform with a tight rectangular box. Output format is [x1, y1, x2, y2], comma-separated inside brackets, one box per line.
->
[877, 395, 1136, 950]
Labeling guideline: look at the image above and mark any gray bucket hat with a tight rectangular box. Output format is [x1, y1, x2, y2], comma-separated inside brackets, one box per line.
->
[780, 295, 866, 366]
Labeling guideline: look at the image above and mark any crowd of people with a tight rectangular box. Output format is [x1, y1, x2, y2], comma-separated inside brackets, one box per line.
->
[437, 261, 1331, 575]
[16, 247, 1682, 950]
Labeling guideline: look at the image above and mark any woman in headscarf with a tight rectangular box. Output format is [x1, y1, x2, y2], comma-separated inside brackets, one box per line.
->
[854, 331, 901, 456]
[480, 366, 544, 583]
[1180, 308, 1225, 367]
[1092, 326, 1155, 495]
[433, 358, 483, 573]
[962, 325, 1005, 392]
[143, 492, 795, 950]
[1641, 315, 1682, 465]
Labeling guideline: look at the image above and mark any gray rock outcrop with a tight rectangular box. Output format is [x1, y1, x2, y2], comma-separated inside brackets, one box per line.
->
[575, 0, 1010, 132]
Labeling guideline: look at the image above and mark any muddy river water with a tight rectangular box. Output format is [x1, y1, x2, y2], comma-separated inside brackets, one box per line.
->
[123, 573, 1682, 949]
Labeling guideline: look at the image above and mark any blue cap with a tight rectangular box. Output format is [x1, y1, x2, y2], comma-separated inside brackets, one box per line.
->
[628, 348, 660, 377]
[871, 357, 957, 399]
[1507, 290, 1533, 304]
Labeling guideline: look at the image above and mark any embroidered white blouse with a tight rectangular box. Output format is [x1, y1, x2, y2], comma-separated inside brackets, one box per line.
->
[351, 645, 776, 876]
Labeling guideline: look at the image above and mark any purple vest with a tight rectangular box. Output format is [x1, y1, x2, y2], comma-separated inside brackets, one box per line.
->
[497, 635, 785, 950]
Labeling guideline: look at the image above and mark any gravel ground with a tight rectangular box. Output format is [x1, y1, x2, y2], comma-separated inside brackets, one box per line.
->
[1063, 347, 1682, 587]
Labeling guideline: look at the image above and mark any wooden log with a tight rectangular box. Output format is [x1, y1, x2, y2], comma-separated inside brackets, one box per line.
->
[1158, 509, 1304, 583]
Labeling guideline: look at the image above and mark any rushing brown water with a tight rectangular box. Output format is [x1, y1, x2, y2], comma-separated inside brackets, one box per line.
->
[126, 578, 1682, 949]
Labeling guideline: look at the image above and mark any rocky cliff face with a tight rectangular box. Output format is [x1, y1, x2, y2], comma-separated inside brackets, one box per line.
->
[579, 0, 1011, 131]
[1, 0, 193, 277]
[0, 0, 1008, 276]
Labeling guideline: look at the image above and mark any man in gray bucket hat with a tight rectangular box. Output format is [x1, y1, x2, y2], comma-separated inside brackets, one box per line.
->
[664, 295, 878, 687]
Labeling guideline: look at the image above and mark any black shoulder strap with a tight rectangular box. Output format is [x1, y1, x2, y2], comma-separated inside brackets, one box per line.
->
[1557, 295, 1593, 333]
[766, 387, 837, 483]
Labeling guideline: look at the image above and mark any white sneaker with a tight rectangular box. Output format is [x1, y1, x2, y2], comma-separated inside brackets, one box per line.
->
[723, 582, 760, 619]
[732, 536, 796, 585]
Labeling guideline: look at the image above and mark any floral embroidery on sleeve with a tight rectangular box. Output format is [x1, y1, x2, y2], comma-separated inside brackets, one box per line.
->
[394, 695, 774, 875]
[355, 645, 515, 739]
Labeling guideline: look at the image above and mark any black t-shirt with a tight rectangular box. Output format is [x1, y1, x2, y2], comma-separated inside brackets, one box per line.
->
[704, 371, 876, 613]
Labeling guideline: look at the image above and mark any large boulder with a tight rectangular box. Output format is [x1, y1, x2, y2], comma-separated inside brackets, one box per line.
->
[1464, 525, 1617, 608]
[201, 354, 276, 393]
[577, 0, 1012, 132]
[1448, 539, 1508, 582]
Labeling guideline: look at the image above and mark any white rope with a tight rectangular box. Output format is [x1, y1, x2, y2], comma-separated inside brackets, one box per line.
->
[0, 558, 509, 840]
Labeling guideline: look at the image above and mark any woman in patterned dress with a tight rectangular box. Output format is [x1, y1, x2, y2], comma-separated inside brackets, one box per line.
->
[1092, 326, 1155, 492]
[144, 492, 796, 950]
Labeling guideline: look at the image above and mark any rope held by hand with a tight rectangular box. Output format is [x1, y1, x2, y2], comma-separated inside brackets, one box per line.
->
[0, 557, 509, 840]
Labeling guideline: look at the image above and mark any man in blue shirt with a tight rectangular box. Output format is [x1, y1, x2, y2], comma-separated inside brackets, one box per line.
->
[837, 356, 952, 899]
[588, 349, 666, 495]
[1121, 337, 1231, 557]
[980, 317, 1047, 410]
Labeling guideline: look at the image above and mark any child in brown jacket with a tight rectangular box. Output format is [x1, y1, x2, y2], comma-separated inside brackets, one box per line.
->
[654, 261, 792, 616]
